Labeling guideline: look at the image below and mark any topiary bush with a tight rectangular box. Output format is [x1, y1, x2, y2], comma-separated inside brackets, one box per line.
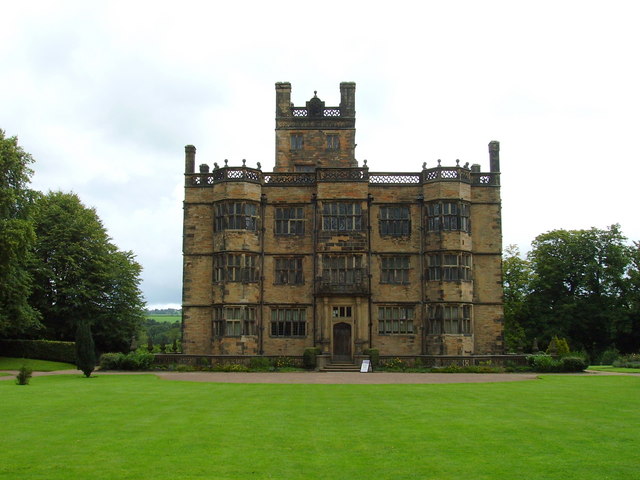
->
[560, 356, 587, 372]
[75, 320, 96, 377]
[302, 348, 322, 370]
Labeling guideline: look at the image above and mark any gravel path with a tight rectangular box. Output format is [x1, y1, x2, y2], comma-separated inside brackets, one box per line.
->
[2, 369, 633, 384]
[1, 369, 539, 384]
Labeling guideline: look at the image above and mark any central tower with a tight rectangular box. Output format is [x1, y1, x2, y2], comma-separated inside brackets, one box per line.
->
[274, 82, 357, 172]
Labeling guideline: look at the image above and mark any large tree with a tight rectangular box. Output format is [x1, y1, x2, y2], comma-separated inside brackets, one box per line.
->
[505, 225, 638, 355]
[502, 245, 532, 352]
[0, 130, 41, 337]
[29, 191, 145, 352]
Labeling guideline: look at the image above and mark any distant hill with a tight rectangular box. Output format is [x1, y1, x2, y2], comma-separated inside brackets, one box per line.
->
[146, 308, 182, 316]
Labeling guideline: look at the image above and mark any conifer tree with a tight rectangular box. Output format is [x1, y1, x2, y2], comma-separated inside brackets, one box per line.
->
[75, 320, 96, 377]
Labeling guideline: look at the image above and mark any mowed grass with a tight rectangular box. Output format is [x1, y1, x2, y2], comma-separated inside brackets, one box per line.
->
[588, 365, 640, 373]
[0, 356, 75, 371]
[146, 314, 181, 323]
[1, 375, 638, 480]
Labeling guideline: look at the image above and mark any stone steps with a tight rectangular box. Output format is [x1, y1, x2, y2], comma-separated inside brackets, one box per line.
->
[320, 362, 361, 373]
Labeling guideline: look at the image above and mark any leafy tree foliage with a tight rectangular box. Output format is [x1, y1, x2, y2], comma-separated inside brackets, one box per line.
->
[502, 245, 531, 352]
[0, 130, 42, 337]
[503, 225, 639, 357]
[30, 191, 145, 353]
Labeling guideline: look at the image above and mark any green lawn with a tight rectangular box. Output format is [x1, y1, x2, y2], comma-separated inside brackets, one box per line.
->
[146, 314, 181, 323]
[1, 375, 638, 480]
[588, 365, 640, 373]
[0, 356, 75, 371]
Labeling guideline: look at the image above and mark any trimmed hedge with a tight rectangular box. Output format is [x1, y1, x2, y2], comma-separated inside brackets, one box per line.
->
[0, 339, 76, 363]
[526, 354, 587, 372]
[99, 352, 154, 371]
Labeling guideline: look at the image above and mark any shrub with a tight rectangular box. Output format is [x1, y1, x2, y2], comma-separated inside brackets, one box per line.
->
[527, 354, 560, 372]
[382, 357, 407, 371]
[272, 357, 295, 370]
[613, 353, 640, 369]
[99, 353, 125, 370]
[560, 356, 587, 372]
[213, 362, 250, 372]
[98, 351, 154, 370]
[249, 357, 271, 371]
[546, 336, 570, 356]
[363, 348, 379, 367]
[599, 348, 619, 365]
[302, 348, 322, 370]
[15, 365, 33, 385]
[0, 339, 75, 363]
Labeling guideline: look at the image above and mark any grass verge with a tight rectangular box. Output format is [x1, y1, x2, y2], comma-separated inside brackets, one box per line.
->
[1, 374, 638, 479]
[587, 365, 640, 373]
[0, 356, 76, 371]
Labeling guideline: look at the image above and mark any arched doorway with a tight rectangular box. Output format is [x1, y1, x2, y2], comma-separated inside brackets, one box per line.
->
[333, 322, 352, 361]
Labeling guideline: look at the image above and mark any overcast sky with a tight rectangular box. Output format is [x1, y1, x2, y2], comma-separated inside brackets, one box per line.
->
[2, 1, 638, 308]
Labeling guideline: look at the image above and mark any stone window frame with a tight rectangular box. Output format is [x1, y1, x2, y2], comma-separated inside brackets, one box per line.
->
[426, 201, 470, 233]
[379, 205, 411, 236]
[326, 134, 339, 150]
[321, 255, 365, 286]
[274, 256, 304, 285]
[274, 206, 305, 235]
[321, 202, 363, 232]
[378, 305, 415, 335]
[214, 201, 259, 232]
[332, 306, 353, 318]
[290, 133, 304, 151]
[212, 306, 257, 337]
[213, 253, 259, 283]
[270, 307, 307, 337]
[380, 256, 410, 284]
[427, 304, 472, 334]
[426, 252, 472, 282]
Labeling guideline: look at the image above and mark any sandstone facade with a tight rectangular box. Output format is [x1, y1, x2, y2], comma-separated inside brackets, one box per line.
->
[182, 82, 504, 359]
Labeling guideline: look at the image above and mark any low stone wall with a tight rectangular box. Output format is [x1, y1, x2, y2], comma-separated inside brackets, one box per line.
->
[154, 354, 304, 368]
[378, 354, 529, 367]
[155, 353, 528, 369]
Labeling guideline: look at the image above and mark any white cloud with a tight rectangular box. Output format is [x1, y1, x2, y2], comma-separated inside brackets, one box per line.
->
[2, 0, 639, 304]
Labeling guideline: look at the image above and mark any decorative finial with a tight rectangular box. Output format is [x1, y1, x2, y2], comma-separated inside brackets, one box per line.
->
[314, 90, 317, 97]
[224, 159, 228, 167]
[464, 162, 469, 169]
[242, 158, 246, 166]
[257, 162, 261, 171]
[456, 159, 460, 166]
[437, 159, 441, 166]
[214, 162, 219, 170]
[422, 162, 427, 170]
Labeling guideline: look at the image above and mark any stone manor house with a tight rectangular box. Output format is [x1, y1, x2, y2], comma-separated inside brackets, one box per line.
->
[181, 82, 504, 362]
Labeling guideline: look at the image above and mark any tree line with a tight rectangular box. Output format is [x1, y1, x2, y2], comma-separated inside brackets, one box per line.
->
[503, 225, 640, 359]
[1, 130, 145, 353]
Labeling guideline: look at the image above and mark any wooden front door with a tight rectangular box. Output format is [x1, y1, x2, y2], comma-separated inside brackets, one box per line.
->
[333, 322, 352, 361]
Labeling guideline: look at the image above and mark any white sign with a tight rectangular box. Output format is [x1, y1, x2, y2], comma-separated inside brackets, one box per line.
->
[360, 359, 371, 373]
